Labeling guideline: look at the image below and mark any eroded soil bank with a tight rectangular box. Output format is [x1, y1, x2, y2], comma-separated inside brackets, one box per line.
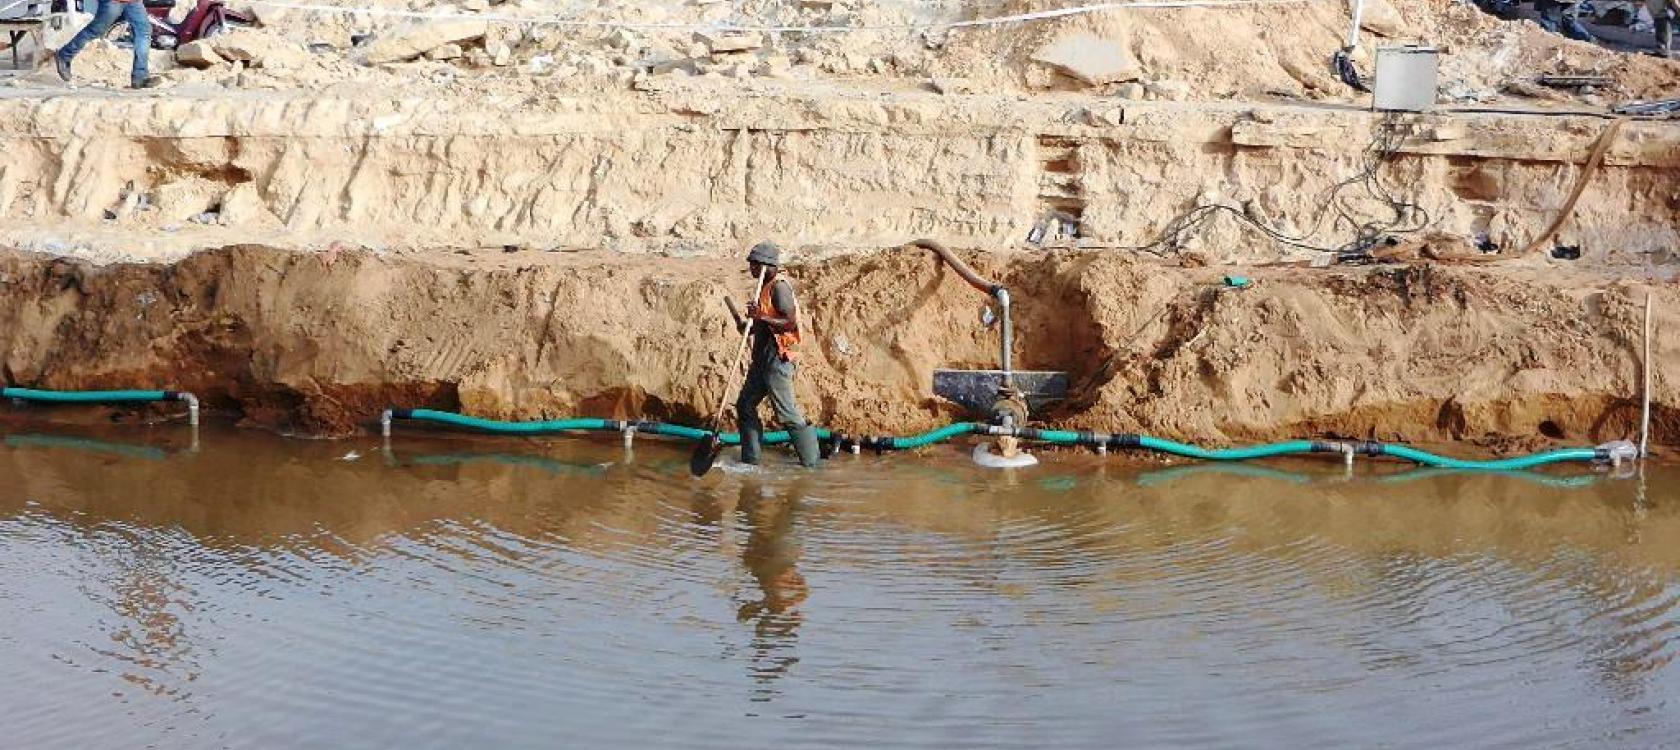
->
[1, 244, 1673, 449]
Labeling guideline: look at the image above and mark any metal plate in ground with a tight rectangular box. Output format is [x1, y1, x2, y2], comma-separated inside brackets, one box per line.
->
[933, 369, 1069, 416]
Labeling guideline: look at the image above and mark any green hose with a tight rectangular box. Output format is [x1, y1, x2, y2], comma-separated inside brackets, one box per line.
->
[1378, 445, 1600, 471]
[403, 409, 612, 434]
[386, 410, 1608, 472]
[3, 387, 171, 403]
[399, 409, 835, 446]
[888, 422, 984, 450]
[1138, 436, 1319, 461]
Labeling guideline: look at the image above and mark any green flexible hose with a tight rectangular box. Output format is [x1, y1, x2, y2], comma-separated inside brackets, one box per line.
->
[1138, 436, 1319, 461]
[1379, 445, 1600, 471]
[388, 411, 1604, 471]
[888, 422, 983, 450]
[404, 409, 611, 434]
[404, 410, 836, 447]
[3, 387, 171, 403]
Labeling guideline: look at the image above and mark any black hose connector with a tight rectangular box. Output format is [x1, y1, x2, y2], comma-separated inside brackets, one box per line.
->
[1107, 434, 1142, 450]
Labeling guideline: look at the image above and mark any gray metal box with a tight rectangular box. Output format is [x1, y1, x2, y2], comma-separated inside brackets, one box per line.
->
[1372, 45, 1439, 112]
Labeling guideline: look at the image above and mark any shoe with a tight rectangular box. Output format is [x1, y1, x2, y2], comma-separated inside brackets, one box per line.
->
[130, 77, 161, 90]
[53, 54, 70, 82]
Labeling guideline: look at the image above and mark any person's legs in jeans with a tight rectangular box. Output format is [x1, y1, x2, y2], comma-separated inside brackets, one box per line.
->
[736, 365, 769, 465]
[122, 0, 150, 86]
[764, 360, 819, 468]
[55, 0, 120, 76]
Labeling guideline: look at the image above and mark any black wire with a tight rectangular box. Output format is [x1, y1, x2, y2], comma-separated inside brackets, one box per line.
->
[1116, 112, 1430, 257]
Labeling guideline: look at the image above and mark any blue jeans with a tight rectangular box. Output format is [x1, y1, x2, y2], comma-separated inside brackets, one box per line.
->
[57, 0, 150, 87]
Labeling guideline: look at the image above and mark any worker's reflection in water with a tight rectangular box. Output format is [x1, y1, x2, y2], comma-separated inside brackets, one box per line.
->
[690, 477, 810, 700]
[736, 477, 809, 700]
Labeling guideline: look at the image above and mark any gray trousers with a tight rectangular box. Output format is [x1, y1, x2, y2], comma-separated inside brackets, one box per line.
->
[736, 357, 820, 468]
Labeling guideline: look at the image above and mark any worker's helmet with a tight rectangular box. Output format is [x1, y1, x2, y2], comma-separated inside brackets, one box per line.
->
[747, 241, 781, 267]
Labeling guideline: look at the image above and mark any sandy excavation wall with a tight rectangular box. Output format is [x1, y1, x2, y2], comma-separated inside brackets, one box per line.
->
[1, 93, 1677, 264]
[0, 244, 1673, 450]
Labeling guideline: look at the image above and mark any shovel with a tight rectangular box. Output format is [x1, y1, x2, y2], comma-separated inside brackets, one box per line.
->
[690, 266, 770, 477]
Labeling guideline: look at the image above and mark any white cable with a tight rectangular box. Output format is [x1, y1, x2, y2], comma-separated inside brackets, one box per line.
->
[242, 0, 1323, 34]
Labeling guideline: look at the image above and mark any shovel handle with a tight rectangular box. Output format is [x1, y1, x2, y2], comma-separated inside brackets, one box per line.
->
[725, 296, 746, 332]
[707, 267, 769, 433]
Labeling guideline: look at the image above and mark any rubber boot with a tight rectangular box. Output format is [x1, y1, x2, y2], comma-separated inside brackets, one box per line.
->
[792, 424, 820, 468]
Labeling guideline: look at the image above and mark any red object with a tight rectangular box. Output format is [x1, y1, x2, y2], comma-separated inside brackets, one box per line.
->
[134, 0, 253, 49]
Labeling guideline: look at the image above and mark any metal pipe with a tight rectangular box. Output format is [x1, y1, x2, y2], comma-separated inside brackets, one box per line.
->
[912, 239, 1014, 388]
[1346, 0, 1365, 50]
[996, 287, 1014, 390]
[1641, 292, 1653, 458]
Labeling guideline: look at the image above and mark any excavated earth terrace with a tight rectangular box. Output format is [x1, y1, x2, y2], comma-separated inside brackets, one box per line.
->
[0, 84, 1676, 451]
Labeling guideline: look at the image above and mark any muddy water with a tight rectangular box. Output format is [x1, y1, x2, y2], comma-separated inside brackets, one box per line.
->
[2, 425, 1678, 749]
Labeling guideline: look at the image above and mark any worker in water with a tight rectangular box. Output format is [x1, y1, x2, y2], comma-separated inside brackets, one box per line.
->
[737, 241, 821, 468]
[1652, 0, 1678, 58]
[54, 0, 156, 89]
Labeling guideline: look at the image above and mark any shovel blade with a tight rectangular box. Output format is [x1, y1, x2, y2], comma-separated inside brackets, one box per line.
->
[933, 369, 1069, 416]
[689, 434, 724, 476]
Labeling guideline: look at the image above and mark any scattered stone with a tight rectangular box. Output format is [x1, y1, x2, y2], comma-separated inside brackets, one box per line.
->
[363, 19, 489, 64]
[1085, 106, 1124, 127]
[929, 77, 976, 95]
[489, 42, 512, 67]
[1115, 81, 1145, 100]
[426, 43, 464, 61]
[1145, 79, 1191, 101]
[606, 28, 639, 51]
[1427, 123, 1467, 141]
[651, 57, 698, 75]
[176, 40, 225, 69]
[695, 29, 764, 54]
[210, 30, 308, 70]
[218, 183, 273, 226]
[463, 0, 490, 11]
[1359, 0, 1410, 37]
[1030, 32, 1135, 86]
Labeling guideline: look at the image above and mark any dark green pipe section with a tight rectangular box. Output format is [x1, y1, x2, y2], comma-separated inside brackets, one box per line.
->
[1137, 436, 1319, 461]
[3, 387, 172, 403]
[1378, 445, 1600, 471]
[387, 410, 1605, 470]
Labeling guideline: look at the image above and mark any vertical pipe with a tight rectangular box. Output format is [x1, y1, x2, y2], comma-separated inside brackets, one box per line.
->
[1346, 0, 1365, 49]
[996, 288, 1014, 389]
[1641, 292, 1653, 458]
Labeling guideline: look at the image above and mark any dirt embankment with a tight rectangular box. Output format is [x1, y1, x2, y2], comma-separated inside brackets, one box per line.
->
[0, 244, 1672, 449]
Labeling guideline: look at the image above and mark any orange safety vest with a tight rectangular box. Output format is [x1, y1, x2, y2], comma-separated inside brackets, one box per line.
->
[758, 278, 801, 361]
